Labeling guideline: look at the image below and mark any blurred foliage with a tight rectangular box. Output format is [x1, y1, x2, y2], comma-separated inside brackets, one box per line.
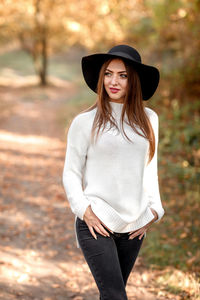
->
[142, 99, 200, 272]
[146, 0, 200, 100]
[1, 0, 199, 94]
[0, 0, 149, 84]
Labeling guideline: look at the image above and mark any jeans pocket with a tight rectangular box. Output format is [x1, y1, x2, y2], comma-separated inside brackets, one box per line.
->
[76, 217, 94, 243]
[76, 217, 88, 230]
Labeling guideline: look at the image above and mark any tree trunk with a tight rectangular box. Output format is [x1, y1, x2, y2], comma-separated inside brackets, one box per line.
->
[39, 26, 47, 86]
[34, 0, 48, 86]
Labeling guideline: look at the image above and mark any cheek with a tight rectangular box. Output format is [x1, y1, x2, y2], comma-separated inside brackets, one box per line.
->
[104, 78, 109, 89]
[122, 80, 128, 91]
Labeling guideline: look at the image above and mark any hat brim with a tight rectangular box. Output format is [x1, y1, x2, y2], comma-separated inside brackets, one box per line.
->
[81, 53, 159, 100]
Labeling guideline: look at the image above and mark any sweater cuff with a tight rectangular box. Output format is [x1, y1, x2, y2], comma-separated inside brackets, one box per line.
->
[149, 204, 165, 223]
[74, 200, 91, 221]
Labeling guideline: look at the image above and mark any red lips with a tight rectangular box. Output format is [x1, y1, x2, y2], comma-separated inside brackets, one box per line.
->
[110, 88, 120, 93]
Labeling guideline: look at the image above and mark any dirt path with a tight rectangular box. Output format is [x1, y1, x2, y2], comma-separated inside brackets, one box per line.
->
[0, 84, 168, 300]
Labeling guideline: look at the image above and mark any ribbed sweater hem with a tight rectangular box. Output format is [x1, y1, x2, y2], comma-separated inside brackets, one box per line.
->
[92, 203, 155, 232]
[74, 204, 155, 248]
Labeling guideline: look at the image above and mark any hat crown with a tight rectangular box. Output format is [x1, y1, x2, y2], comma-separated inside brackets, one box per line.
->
[108, 45, 141, 63]
[81, 44, 159, 100]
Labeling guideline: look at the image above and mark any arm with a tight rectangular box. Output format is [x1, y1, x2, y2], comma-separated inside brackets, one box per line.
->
[145, 111, 165, 223]
[62, 115, 91, 220]
[62, 115, 113, 239]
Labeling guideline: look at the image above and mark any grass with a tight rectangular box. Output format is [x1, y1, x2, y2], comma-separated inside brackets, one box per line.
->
[0, 49, 35, 76]
[0, 47, 83, 82]
[48, 55, 81, 81]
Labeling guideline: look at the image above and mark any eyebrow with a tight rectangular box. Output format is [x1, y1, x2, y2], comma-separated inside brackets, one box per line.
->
[106, 68, 127, 73]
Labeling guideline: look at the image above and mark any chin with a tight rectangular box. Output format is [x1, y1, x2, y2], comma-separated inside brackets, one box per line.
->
[108, 94, 124, 101]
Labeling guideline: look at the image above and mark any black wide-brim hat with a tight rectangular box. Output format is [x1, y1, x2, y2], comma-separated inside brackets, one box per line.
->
[81, 44, 160, 101]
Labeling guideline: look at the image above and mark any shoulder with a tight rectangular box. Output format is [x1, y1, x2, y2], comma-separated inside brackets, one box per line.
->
[144, 107, 159, 120]
[144, 107, 159, 124]
[68, 107, 96, 133]
[144, 107, 159, 131]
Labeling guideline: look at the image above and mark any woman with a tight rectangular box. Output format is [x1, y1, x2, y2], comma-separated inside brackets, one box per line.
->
[62, 44, 165, 300]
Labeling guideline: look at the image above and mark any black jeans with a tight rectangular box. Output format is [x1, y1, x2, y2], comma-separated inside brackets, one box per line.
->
[76, 217, 144, 300]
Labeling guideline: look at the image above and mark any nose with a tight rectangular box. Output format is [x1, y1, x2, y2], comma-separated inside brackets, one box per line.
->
[111, 74, 118, 85]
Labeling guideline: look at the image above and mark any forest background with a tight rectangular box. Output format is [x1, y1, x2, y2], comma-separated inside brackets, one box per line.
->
[0, 0, 199, 299]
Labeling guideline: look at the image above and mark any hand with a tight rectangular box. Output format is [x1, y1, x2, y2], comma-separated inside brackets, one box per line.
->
[128, 208, 158, 240]
[83, 205, 114, 240]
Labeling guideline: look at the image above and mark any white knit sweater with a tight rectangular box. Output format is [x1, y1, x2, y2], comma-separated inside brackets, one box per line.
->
[62, 101, 165, 248]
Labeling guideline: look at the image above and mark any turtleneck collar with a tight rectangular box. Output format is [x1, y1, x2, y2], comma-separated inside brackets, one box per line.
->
[109, 101, 124, 106]
[109, 101, 124, 113]
[109, 101, 127, 122]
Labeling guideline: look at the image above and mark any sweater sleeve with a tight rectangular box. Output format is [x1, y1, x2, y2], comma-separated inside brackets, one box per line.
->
[145, 110, 165, 222]
[62, 115, 91, 220]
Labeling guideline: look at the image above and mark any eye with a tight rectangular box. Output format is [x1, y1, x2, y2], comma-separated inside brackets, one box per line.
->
[104, 72, 112, 76]
[120, 74, 127, 78]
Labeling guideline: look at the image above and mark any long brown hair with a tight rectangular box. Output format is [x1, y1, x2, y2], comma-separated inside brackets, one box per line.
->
[82, 58, 156, 165]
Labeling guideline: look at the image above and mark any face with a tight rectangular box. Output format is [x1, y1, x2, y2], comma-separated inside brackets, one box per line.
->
[103, 58, 128, 103]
